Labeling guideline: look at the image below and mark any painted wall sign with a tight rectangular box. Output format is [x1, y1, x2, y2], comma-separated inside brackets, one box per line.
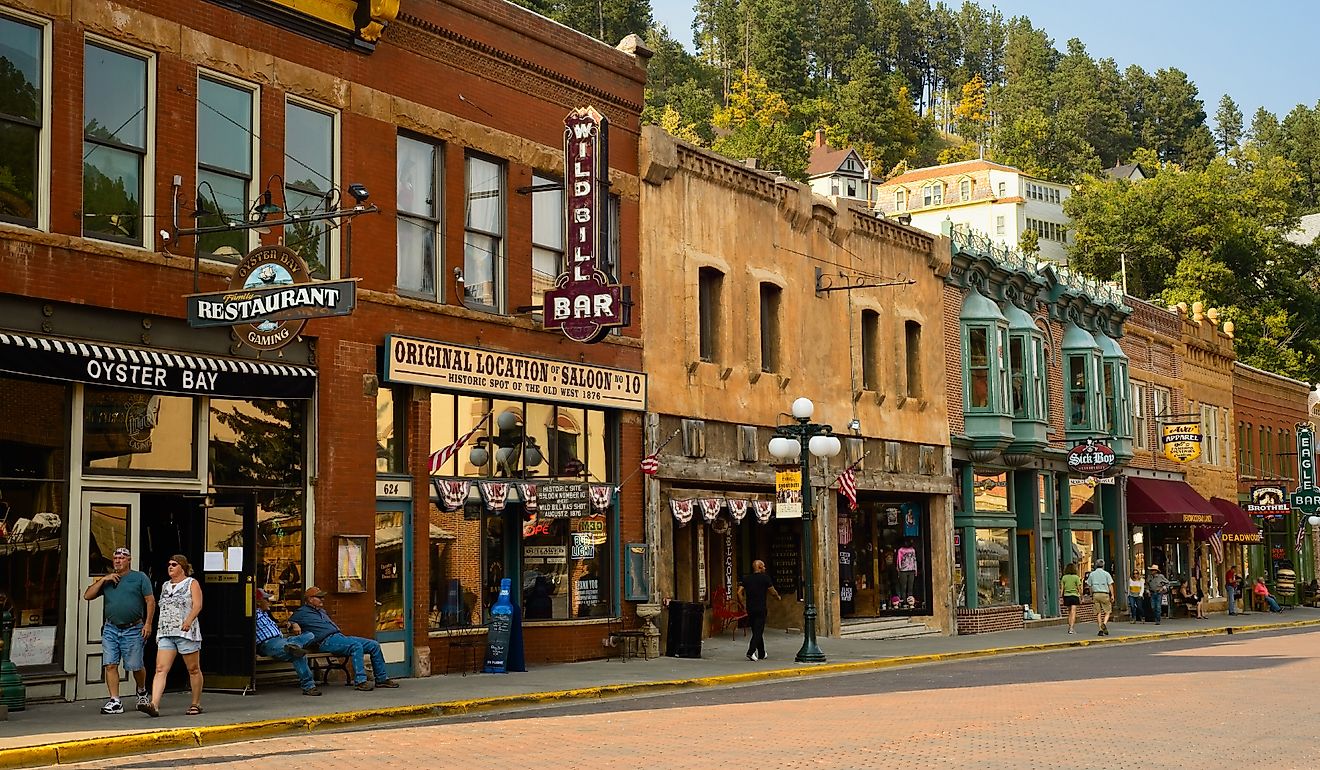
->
[542, 107, 630, 343]
[1161, 421, 1203, 463]
[184, 245, 358, 351]
[383, 334, 646, 411]
[1246, 484, 1290, 517]
[1066, 438, 1116, 476]
[536, 483, 588, 519]
[1290, 422, 1320, 515]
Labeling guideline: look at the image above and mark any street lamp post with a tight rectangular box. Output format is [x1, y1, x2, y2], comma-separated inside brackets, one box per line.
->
[768, 397, 842, 664]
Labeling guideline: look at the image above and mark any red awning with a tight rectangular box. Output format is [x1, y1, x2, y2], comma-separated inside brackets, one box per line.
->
[1208, 497, 1264, 544]
[1126, 477, 1225, 526]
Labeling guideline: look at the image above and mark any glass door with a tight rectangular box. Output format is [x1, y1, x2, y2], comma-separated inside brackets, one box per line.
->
[196, 493, 256, 692]
[375, 501, 412, 679]
[75, 492, 140, 701]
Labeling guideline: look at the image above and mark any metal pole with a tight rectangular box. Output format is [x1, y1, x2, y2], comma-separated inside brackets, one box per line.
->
[796, 418, 825, 663]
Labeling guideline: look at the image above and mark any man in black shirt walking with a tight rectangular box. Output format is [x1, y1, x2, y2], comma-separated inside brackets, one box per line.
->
[738, 559, 780, 661]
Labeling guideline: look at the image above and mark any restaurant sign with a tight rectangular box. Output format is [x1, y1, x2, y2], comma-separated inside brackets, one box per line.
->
[383, 334, 646, 411]
[1246, 484, 1290, 517]
[185, 245, 358, 351]
[1066, 438, 1116, 477]
[542, 107, 630, 344]
[1161, 421, 1202, 463]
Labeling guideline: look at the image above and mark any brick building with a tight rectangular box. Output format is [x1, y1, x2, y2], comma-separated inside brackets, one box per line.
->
[0, 0, 648, 701]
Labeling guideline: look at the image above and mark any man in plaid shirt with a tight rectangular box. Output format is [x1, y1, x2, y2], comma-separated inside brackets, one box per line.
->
[255, 588, 320, 695]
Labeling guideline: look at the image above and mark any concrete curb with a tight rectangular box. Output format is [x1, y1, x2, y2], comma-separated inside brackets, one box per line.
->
[4, 618, 1318, 769]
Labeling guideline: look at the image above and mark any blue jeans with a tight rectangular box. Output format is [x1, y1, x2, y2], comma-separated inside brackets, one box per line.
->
[1127, 594, 1142, 619]
[258, 631, 316, 691]
[318, 632, 390, 684]
[1265, 595, 1282, 612]
[1226, 584, 1238, 614]
[1151, 593, 1163, 622]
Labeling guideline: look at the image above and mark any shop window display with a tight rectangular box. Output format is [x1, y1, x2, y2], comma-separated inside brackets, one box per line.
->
[976, 528, 1014, 606]
[840, 502, 930, 616]
[84, 389, 196, 474]
[0, 376, 70, 669]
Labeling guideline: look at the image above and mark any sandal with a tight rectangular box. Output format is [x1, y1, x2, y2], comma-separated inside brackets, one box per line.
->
[186, 705, 204, 716]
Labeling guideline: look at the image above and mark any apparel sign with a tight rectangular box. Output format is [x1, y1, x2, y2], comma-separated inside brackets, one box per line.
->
[1289, 422, 1320, 515]
[775, 468, 802, 519]
[1161, 422, 1202, 463]
[184, 245, 358, 351]
[542, 107, 629, 343]
[1246, 484, 1290, 517]
[383, 334, 646, 411]
[1066, 438, 1116, 476]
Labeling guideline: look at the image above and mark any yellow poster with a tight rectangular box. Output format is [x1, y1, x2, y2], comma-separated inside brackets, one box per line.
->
[1161, 422, 1202, 463]
[775, 469, 803, 519]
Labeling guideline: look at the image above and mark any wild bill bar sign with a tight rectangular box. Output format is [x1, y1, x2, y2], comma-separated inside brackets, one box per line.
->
[542, 107, 630, 343]
[185, 245, 357, 351]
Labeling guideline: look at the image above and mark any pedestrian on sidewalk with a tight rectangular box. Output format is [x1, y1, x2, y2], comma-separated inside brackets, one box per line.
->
[255, 588, 320, 695]
[1147, 565, 1171, 624]
[83, 547, 154, 715]
[1086, 559, 1115, 635]
[1225, 565, 1239, 615]
[737, 560, 779, 661]
[1127, 570, 1145, 623]
[139, 554, 203, 717]
[290, 587, 400, 690]
[1061, 563, 1082, 634]
[1253, 577, 1283, 613]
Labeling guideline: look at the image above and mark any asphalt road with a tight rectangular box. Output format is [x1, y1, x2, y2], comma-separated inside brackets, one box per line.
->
[65, 627, 1320, 769]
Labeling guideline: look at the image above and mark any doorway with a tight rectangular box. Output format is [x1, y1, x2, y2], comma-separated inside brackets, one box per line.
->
[75, 492, 140, 701]
[374, 501, 413, 679]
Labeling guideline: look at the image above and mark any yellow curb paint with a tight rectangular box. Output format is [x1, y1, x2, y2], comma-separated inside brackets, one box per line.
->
[4, 617, 1319, 769]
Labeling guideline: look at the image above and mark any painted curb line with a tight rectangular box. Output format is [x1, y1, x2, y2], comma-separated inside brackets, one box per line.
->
[4, 618, 1318, 768]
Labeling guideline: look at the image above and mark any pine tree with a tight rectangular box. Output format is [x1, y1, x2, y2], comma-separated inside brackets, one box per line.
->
[1213, 95, 1243, 156]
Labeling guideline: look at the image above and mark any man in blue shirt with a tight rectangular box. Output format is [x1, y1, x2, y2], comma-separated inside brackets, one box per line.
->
[289, 587, 399, 691]
[83, 547, 155, 714]
[254, 588, 320, 695]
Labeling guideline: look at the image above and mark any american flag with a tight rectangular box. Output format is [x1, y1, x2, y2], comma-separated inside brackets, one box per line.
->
[428, 410, 493, 475]
[640, 453, 660, 476]
[837, 467, 858, 511]
[1207, 530, 1223, 564]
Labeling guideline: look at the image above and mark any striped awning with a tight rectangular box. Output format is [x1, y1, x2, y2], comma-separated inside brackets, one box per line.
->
[0, 331, 316, 400]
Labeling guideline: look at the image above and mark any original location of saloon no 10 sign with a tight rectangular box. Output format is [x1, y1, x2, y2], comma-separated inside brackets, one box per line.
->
[542, 107, 630, 344]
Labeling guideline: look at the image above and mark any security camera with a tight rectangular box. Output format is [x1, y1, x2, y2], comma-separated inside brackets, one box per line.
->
[159, 229, 171, 243]
[347, 183, 370, 204]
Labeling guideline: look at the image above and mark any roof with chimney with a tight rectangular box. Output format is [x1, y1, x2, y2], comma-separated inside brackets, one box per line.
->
[807, 130, 867, 178]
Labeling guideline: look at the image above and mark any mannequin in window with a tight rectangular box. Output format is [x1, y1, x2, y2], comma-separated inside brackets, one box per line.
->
[897, 539, 919, 608]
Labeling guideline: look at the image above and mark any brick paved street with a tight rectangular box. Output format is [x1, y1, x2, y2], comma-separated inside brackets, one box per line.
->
[60, 627, 1320, 769]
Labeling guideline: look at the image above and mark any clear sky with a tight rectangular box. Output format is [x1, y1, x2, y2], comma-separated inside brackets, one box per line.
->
[649, 0, 1320, 126]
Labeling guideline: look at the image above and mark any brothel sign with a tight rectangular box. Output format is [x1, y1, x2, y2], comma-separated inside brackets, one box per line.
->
[542, 107, 630, 343]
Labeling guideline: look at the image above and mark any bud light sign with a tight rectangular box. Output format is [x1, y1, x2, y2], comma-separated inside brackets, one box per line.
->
[1067, 438, 1116, 477]
[543, 107, 630, 343]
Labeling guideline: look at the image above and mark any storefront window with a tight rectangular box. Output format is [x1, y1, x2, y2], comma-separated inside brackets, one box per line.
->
[256, 491, 304, 611]
[967, 327, 991, 410]
[975, 528, 1014, 606]
[0, 376, 70, 669]
[376, 386, 407, 473]
[84, 389, 196, 474]
[1069, 530, 1095, 575]
[376, 509, 406, 633]
[973, 472, 1009, 512]
[954, 530, 968, 608]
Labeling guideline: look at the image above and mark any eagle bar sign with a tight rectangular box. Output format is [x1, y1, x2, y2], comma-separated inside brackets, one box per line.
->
[542, 107, 630, 343]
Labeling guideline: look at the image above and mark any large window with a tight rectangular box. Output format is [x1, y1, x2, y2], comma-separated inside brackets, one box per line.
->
[1132, 382, 1149, 450]
[1009, 335, 1027, 417]
[759, 282, 781, 373]
[967, 327, 992, 410]
[396, 134, 443, 300]
[83, 390, 196, 475]
[975, 528, 1013, 607]
[0, 13, 43, 227]
[922, 182, 942, 207]
[1066, 355, 1090, 429]
[698, 266, 723, 363]
[0, 376, 69, 669]
[1201, 404, 1220, 467]
[464, 154, 505, 311]
[375, 386, 407, 474]
[531, 173, 564, 312]
[83, 42, 149, 245]
[197, 75, 256, 261]
[861, 310, 880, 391]
[285, 99, 336, 278]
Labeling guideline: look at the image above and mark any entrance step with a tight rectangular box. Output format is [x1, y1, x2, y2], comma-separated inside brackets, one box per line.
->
[840, 616, 941, 640]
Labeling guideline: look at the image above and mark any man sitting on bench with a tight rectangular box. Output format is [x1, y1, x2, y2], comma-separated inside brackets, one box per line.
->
[254, 588, 320, 696]
[290, 586, 400, 691]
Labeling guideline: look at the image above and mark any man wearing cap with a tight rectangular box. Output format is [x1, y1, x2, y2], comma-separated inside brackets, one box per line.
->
[83, 547, 155, 714]
[254, 588, 320, 695]
[1085, 559, 1115, 635]
[1146, 565, 1171, 624]
[289, 587, 399, 691]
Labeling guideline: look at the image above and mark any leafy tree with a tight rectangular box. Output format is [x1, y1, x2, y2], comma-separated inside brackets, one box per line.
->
[711, 68, 810, 178]
[642, 25, 720, 143]
[1213, 94, 1243, 156]
[953, 73, 989, 148]
[509, 0, 653, 44]
[830, 51, 922, 171]
[1018, 228, 1039, 257]
[1280, 104, 1320, 211]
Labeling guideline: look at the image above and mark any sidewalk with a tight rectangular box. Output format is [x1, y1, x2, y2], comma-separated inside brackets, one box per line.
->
[4, 609, 1319, 768]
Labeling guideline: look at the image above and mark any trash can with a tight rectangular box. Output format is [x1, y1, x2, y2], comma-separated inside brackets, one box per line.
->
[665, 601, 704, 658]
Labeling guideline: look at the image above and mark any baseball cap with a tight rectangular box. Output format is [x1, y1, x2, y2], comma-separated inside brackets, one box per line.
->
[253, 587, 269, 601]
[303, 586, 325, 600]
[113, 547, 131, 557]
[1095, 559, 1105, 568]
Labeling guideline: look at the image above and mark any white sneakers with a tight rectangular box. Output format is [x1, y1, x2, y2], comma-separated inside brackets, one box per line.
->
[101, 699, 124, 714]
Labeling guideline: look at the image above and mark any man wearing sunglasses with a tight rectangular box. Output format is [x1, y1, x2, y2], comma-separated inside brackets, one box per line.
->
[289, 586, 400, 691]
[83, 547, 154, 714]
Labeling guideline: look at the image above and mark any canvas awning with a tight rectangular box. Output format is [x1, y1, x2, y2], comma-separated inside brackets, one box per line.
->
[1204, 497, 1264, 544]
[1126, 477, 1225, 526]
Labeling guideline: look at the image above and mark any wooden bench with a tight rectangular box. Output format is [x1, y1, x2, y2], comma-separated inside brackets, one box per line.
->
[256, 652, 352, 687]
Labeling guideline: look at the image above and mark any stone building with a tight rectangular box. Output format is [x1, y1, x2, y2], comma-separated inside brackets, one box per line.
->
[638, 127, 955, 643]
[0, 0, 649, 701]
